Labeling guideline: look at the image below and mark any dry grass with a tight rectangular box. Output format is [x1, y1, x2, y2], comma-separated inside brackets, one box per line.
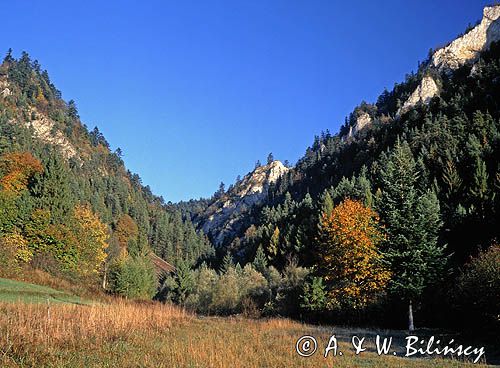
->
[0, 301, 493, 368]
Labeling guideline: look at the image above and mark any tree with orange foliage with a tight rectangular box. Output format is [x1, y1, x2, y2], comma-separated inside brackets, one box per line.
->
[317, 199, 390, 310]
[0, 151, 43, 194]
[114, 214, 139, 257]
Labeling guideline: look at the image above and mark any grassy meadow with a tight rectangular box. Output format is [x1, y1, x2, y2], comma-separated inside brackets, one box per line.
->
[0, 280, 494, 368]
[0, 278, 93, 305]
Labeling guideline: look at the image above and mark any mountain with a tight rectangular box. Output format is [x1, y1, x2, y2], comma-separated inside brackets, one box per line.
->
[196, 160, 289, 246]
[0, 50, 214, 296]
[188, 5, 500, 269]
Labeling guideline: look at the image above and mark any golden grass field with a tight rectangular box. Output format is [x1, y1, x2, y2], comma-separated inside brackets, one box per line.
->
[0, 299, 494, 368]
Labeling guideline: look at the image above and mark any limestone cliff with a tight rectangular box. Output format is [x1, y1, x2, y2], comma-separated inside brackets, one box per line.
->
[199, 161, 289, 245]
[348, 112, 372, 137]
[26, 109, 78, 160]
[398, 75, 440, 115]
[400, 5, 500, 114]
[0, 78, 78, 160]
[432, 6, 500, 71]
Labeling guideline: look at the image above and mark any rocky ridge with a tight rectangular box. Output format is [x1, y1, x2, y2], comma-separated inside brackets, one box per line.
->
[200, 160, 289, 245]
[400, 5, 500, 114]
[432, 5, 500, 71]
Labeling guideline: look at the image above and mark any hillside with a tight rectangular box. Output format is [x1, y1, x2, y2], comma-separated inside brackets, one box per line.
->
[0, 50, 214, 298]
[0, 3, 498, 347]
[171, 5, 500, 335]
[195, 160, 289, 246]
[189, 4, 500, 266]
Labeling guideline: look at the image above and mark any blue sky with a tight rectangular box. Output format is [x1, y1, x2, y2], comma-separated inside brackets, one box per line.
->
[0, 0, 490, 202]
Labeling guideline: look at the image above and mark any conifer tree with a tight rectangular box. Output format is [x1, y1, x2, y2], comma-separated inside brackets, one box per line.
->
[219, 252, 234, 274]
[267, 152, 274, 165]
[31, 151, 75, 224]
[252, 245, 268, 274]
[378, 140, 446, 331]
[268, 226, 280, 259]
[319, 190, 334, 217]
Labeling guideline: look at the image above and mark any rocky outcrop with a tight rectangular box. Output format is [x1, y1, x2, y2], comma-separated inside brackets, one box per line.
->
[399, 5, 500, 116]
[398, 75, 439, 115]
[432, 5, 500, 71]
[0, 78, 78, 160]
[26, 109, 78, 160]
[351, 112, 371, 136]
[200, 161, 289, 245]
[0, 81, 12, 97]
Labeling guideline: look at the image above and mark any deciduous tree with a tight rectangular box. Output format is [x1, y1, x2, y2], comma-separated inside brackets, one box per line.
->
[317, 199, 390, 310]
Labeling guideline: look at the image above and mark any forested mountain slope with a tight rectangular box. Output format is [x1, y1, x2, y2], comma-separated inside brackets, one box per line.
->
[0, 5, 498, 336]
[189, 5, 500, 269]
[0, 50, 214, 297]
[171, 5, 500, 333]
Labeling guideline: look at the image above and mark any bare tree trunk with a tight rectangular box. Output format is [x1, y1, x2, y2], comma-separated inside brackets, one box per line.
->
[102, 263, 107, 290]
[408, 300, 415, 332]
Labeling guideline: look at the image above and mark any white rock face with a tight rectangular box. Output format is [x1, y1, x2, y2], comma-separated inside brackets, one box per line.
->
[0, 78, 78, 160]
[234, 160, 288, 198]
[200, 161, 289, 245]
[26, 109, 78, 160]
[398, 75, 439, 115]
[399, 5, 500, 116]
[432, 5, 500, 71]
[352, 112, 371, 136]
[0, 80, 12, 97]
[343, 112, 372, 140]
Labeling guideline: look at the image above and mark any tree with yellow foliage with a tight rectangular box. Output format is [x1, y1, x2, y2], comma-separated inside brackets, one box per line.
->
[317, 199, 390, 310]
[0, 231, 32, 265]
[71, 204, 108, 277]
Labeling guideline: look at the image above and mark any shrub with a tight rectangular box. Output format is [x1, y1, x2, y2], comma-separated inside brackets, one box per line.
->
[454, 244, 500, 333]
[111, 255, 157, 300]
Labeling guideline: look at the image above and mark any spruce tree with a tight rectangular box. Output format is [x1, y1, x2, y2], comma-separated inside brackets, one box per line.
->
[252, 245, 268, 274]
[31, 151, 75, 224]
[219, 252, 234, 274]
[378, 139, 446, 331]
[267, 152, 274, 165]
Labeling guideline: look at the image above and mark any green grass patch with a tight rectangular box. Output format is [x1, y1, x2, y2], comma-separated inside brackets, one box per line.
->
[0, 278, 93, 305]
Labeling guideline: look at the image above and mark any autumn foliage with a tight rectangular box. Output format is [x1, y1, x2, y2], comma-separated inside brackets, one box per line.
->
[0, 151, 43, 194]
[318, 199, 390, 309]
[71, 204, 109, 276]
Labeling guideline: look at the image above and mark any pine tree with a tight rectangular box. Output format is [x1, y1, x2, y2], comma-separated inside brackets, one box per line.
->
[268, 226, 280, 259]
[470, 157, 489, 216]
[174, 259, 195, 304]
[267, 153, 274, 165]
[252, 245, 268, 274]
[378, 140, 446, 330]
[301, 276, 327, 311]
[319, 190, 334, 217]
[31, 151, 75, 224]
[219, 252, 234, 274]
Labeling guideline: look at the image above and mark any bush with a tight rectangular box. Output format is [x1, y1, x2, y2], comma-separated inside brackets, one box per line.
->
[210, 267, 241, 314]
[0, 232, 32, 277]
[454, 244, 500, 334]
[182, 263, 269, 316]
[111, 255, 157, 300]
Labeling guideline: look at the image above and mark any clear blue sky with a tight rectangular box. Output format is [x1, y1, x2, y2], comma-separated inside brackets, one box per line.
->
[0, 1, 490, 202]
